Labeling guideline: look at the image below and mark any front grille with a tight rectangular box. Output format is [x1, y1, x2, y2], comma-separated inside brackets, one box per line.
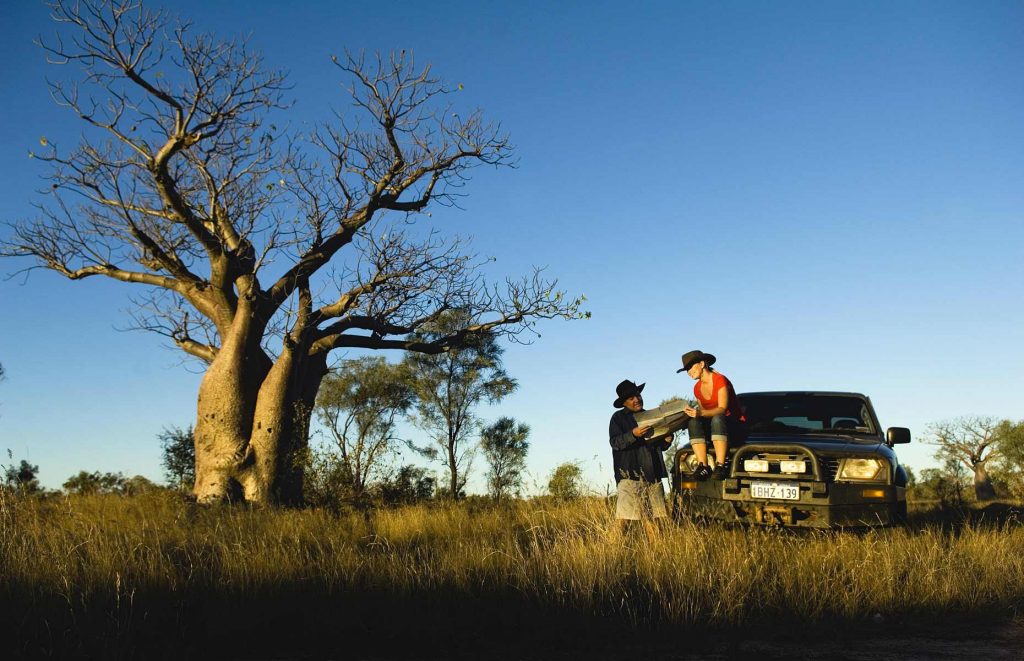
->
[821, 458, 841, 482]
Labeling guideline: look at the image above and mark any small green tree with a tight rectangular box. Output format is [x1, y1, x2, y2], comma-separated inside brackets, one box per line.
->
[993, 420, 1024, 499]
[903, 465, 917, 490]
[406, 310, 517, 499]
[124, 475, 160, 495]
[376, 465, 435, 506]
[3, 456, 41, 495]
[480, 417, 530, 501]
[159, 426, 195, 491]
[547, 462, 584, 500]
[916, 457, 967, 509]
[63, 471, 128, 495]
[314, 357, 416, 506]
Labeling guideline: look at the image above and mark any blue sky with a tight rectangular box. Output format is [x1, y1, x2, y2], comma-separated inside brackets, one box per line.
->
[1, 1, 1022, 492]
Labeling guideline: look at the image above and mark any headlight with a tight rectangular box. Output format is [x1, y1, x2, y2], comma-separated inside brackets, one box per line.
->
[743, 459, 769, 472]
[680, 453, 699, 472]
[679, 452, 719, 471]
[837, 458, 886, 482]
[780, 460, 807, 474]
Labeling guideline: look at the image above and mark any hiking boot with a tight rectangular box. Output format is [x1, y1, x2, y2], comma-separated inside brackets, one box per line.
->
[712, 463, 728, 480]
[693, 464, 711, 481]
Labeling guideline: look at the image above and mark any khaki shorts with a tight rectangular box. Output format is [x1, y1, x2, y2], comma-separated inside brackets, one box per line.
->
[615, 479, 668, 520]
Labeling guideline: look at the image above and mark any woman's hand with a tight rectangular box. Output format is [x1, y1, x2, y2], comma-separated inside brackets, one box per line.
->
[632, 425, 652, 438]
[684, 406, 699, 418]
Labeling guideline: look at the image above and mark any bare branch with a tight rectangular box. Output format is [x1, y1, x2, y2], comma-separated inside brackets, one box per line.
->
[4, 4, 583, 376]
[928, 416, 1002, 466]
[266, 50, 513, 311]
[122, 288, 221, 363]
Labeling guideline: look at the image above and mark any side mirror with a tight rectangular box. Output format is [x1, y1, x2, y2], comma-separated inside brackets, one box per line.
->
[887, 427, 911, 445]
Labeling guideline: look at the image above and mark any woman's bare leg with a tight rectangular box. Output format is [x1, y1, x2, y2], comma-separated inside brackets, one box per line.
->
[712, 439, 728, 465]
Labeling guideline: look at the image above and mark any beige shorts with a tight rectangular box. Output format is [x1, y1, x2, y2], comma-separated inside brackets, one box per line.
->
[615, 479, 668, 520]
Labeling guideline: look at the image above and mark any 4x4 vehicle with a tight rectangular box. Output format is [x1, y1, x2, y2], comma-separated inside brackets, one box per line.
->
[671, 391, 911, 527]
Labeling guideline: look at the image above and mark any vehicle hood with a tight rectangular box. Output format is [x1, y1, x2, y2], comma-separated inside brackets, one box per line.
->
[742, 434, 885, 457]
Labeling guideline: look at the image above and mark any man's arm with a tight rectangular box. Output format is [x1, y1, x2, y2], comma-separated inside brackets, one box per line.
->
[609, 414, 643, 450]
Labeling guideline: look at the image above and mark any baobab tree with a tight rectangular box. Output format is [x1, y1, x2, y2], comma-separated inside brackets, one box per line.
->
[1, 1, 583, 504]
[927, 416, 1002, 501]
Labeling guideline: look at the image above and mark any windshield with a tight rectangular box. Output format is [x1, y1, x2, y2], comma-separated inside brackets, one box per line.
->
[741, 394, 878, 436]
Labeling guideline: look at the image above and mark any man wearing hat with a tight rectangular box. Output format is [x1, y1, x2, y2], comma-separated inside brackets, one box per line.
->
[679, 350, 746, 480]
[609, 379, 673, 531]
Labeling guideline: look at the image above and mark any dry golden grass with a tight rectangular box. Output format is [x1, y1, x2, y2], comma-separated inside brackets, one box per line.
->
[1, 491, 1022, 658]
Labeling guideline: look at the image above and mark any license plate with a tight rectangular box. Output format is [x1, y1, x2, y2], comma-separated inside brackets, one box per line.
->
[750, 481, 800, 500]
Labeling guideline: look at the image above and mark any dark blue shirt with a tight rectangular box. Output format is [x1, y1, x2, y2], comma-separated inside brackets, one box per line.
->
[609, 408, 670, 483]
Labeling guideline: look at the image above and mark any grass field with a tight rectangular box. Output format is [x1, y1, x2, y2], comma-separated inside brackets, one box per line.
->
[2, 491, 1022, 659]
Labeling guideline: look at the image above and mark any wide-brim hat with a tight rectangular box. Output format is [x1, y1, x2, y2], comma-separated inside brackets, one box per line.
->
[613, 379, 645, 408]
[676, 350, 716, 373]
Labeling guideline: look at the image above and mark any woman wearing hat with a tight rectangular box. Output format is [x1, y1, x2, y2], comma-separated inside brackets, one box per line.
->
[679, 350, 745, 479]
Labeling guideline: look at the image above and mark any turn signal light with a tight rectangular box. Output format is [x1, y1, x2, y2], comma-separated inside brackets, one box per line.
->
[861, 489, 886, 499]
[679, 481, 698, 490]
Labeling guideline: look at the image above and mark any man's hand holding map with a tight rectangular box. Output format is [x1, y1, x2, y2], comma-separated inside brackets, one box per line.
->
[633, 399, 694, 439]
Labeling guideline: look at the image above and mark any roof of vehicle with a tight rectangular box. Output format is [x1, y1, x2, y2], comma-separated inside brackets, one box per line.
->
[739, 391, 869, 399]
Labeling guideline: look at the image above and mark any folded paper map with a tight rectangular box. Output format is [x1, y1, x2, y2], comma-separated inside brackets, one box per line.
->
[633, 400, 693, 439]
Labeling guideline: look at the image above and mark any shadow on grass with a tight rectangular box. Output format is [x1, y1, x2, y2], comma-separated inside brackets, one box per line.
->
[5, 583, 652, 659]
[907, 501, 1024, 532]
[4, 580, 1021, 660]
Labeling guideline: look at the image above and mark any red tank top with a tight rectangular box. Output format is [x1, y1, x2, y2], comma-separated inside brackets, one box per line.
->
[694, 372, 744, 421]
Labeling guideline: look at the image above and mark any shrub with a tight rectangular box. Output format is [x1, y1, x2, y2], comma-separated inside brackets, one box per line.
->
[547, 462, 584, 500]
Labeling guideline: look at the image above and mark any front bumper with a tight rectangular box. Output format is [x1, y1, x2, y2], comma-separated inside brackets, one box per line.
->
[672, 477, 907, 528]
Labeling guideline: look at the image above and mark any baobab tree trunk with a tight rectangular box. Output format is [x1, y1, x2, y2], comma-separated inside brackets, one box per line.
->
[248, 348, 328, 505]
[973, 462, 997, 501]
[193, 321, 328, 505]
[193, 322, 269, 503]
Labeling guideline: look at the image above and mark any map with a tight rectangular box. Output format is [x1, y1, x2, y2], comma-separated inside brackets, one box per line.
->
[633, 399, 694, 438]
